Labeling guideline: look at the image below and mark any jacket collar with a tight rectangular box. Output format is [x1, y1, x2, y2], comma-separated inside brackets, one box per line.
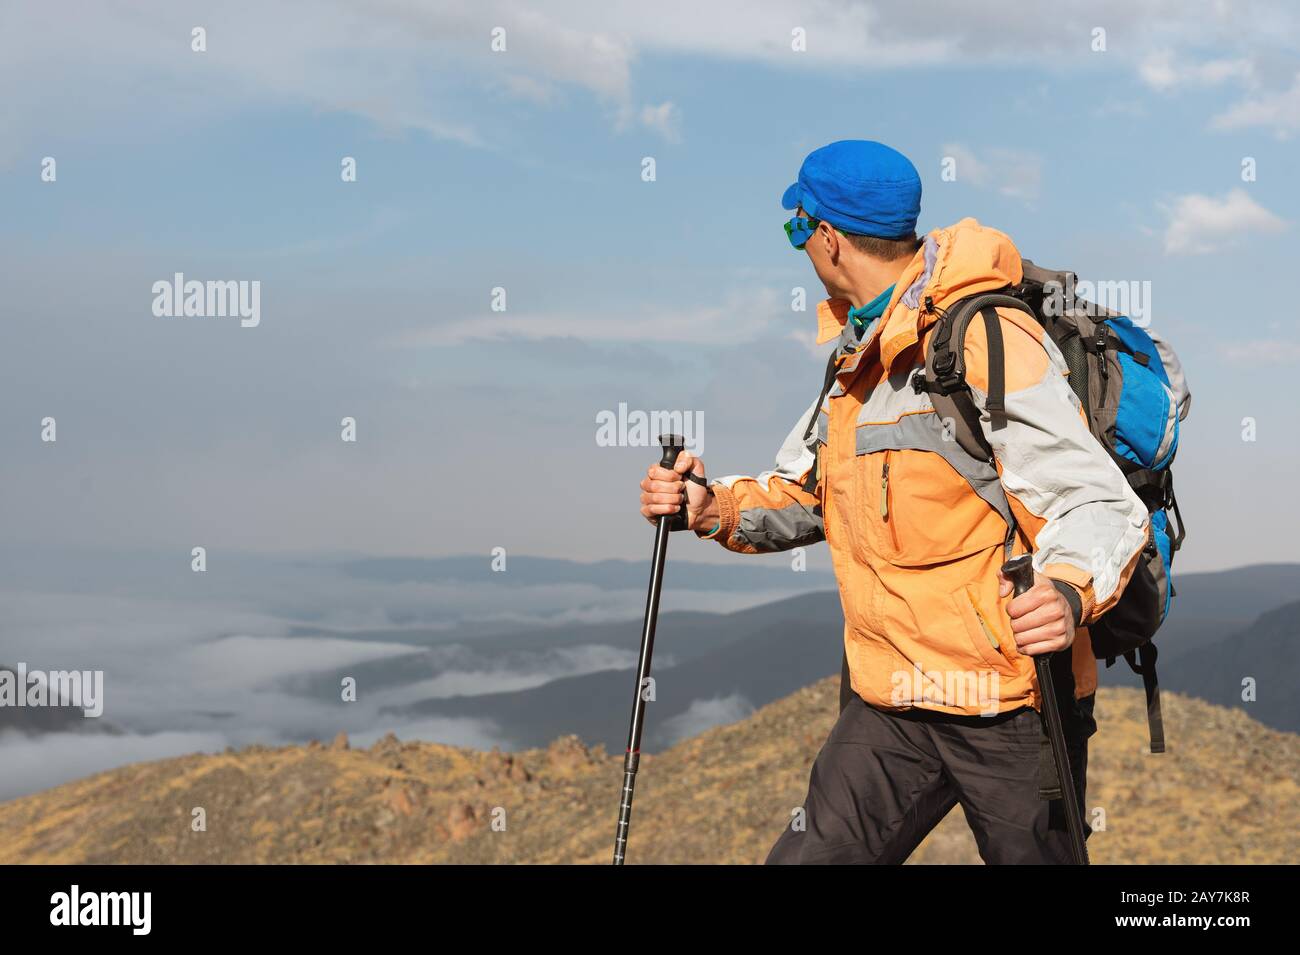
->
[814, 219, 1026, 377]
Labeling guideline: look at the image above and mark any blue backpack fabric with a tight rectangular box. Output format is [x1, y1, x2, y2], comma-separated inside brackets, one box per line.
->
[1104, 315, 1184, 624]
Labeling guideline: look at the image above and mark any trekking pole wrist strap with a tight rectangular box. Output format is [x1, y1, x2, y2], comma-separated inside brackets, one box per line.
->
[1049, 578, 1084, 630]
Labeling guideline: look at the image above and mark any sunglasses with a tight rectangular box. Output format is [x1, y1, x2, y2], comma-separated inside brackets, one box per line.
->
[783, 215, 821, 250]
[784, 215, 850, 251]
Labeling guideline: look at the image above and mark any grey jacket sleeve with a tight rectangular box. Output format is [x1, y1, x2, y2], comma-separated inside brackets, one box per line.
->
[701, 399, 825, 554]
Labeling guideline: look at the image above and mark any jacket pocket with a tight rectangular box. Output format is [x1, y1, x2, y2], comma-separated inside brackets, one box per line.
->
[851, 443, 1006, 568]
[951, 583, 1018, 676]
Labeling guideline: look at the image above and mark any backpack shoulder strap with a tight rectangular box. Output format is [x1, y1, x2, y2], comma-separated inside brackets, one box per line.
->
[981, 305, 1008, 424]
[799, 349, 840, 495]
[801, 349, 839, 444]
[912, 291, 1033, 463]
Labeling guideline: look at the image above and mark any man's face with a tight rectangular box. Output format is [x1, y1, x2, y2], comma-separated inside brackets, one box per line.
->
[796, 208, 845, 298]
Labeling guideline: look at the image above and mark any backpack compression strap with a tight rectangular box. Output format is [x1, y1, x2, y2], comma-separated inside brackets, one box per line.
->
[1126, 644, 1166, 754]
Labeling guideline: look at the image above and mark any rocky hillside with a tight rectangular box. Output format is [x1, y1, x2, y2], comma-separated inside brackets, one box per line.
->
[0, 680, 1295, 864]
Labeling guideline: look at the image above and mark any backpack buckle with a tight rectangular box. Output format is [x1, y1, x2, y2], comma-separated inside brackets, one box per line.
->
[931, 352, 963, 393]
[1081, 331, 1110, 354]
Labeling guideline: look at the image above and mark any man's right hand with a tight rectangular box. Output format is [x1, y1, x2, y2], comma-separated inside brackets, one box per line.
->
[639, 450, 718, 531]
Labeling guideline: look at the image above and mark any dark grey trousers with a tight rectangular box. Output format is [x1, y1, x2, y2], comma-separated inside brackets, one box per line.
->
[766, 691, 1093, 865]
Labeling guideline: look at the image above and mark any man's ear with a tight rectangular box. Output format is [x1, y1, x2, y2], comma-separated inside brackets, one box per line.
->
[821, 221, 841, 263]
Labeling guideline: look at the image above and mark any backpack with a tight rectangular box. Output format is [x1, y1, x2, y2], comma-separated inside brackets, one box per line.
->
[912, 260, 1188, 753]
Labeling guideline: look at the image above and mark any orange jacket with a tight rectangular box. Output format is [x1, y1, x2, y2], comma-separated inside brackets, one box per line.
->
[701, 219, 1149, 716]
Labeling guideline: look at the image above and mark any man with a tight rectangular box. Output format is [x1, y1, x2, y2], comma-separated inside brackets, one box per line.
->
[638, 140, 1150, 864]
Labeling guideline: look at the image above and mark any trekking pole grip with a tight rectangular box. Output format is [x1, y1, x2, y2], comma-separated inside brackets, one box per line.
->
[658, 433, 685, 469]
[1002, 554, 1035, 597]
[659, 433, 688, 532]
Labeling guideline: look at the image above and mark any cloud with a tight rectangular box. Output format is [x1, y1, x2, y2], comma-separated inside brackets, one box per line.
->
[0, 713, 508, 801]
[0, 1, 626, 163]
[184, 635, 424, 691]
[493, 73, 557, 106]
[7, 1, 1300, 163]
[1092, 99, 1147, 119]
[1138, 50, 1256, 92]
[1162, 189, 1287, 255]
[628, 101, 683, 143]
[1224, 339, 1300, 366]
[0, 729, 229, 802]
[348, 717, 511, 751]
[386, 286, 787, 346]
[612, 99, 683, 143]
[941, 143, 1043, 202]
[375, 644, 641, 703]
[654, 693, 754, 746]
[1211, 72, 1300, 135]
[0, 550, 832, 798]
[1134, 49, 1300, 137]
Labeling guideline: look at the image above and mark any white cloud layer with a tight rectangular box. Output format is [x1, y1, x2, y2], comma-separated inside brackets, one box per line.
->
[1139, 50, 1256, 93]
[5, 0, 1300, 164]
[940, 143, 1043, 202]
[1224, 339, 1300, 366]
[655, 693, 754, 746]
[388, 286, 787, 346]
[0, 729, 229, 802]
[1212, 72, 1300, 135]
[1162, 189, 1287, 255]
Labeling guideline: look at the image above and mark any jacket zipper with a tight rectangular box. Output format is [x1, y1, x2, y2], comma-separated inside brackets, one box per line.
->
[968, 592, 1001, 651]
[879, 457, 889, 519]
[879, 452, 900, 549]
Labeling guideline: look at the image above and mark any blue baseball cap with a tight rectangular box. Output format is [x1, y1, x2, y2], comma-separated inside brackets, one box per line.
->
[781, 140, 922, 239]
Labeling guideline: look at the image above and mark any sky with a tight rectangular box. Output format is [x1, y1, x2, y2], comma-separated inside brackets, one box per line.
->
[1, 0, 1298, 801]
[3, 0, 1299, 579]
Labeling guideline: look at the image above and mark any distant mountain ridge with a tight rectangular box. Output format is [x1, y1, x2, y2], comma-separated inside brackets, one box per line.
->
[383, 591, 844, 751]
[371, 566, 1300, 749]
[338, 554, 835, 591]
[0, 666, 122, 737]
[1155, 599, 1300, 733]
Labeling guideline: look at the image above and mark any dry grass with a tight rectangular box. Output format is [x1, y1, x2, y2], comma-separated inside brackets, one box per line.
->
[1, 681, 1294, 864]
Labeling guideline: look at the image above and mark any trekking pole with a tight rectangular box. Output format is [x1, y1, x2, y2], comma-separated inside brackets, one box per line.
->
[1002, 555, 1090, 866]
[613, 433, 687, 865]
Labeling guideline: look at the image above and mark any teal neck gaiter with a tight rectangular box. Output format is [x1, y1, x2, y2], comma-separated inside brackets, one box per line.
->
[847, 284, 895, 340]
